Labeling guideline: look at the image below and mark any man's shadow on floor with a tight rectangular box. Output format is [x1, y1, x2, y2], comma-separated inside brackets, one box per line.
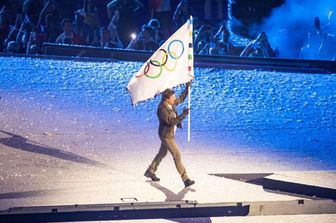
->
[0, 189, 61, 200]
[150, 181, 196, 201]
[0, 130, 107, 168]
[149, 182, 212, 223]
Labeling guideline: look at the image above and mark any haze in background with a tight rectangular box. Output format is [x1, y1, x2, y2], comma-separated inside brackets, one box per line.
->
[250, 0, 336, 59]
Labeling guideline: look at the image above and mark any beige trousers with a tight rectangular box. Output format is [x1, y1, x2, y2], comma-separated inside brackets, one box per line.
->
[148, 137, 189, 181]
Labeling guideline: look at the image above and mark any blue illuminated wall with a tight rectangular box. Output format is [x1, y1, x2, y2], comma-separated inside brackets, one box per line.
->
[0, 56, 335, 168]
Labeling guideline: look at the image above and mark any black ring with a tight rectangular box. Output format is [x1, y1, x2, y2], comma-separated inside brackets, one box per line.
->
[150, 49, 168, 67]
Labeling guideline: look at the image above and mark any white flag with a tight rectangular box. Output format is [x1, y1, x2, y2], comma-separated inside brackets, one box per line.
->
[127, 18, 194, 105]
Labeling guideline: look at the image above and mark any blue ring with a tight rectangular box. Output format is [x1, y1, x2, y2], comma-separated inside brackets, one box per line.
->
[167, 40, 184, 59]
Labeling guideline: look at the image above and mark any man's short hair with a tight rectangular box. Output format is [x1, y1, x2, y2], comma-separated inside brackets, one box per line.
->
[62, 18, 72, 27]
[162, 88, 175, 100]
[141, 25, 155, 38]
[45, 13, 55, 23]
[148, 19, 160, 29]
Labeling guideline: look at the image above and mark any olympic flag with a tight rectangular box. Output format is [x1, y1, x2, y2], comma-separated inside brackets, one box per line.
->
[127, 18, 194, 105]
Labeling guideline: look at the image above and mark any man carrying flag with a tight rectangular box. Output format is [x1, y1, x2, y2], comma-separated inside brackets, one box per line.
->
[144, 82, 195, 187]
[127, 17, 195, 187]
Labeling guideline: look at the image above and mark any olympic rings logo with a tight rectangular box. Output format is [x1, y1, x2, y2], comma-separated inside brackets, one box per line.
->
[136, 39, 185, 79]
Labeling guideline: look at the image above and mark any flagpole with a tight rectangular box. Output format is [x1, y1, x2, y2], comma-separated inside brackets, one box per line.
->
[187, 16, 193, 143]
[188, 84, 191, 142]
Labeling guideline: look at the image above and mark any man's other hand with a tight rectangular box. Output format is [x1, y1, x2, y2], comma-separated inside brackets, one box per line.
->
[183, 108, 190, 115]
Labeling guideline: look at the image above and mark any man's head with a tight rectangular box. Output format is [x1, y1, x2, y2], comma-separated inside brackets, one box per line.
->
[181, 1, 190, 14]
[148, 19, 160, 30]
[45, 13, 55, 29]
[141, 25, 155, 41]
[162, 88, 175, 105]
[62, 18, 73, 33]
[100, 27, 110, 41]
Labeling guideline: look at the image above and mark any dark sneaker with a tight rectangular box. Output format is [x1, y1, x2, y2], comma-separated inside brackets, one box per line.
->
[184, 179, 195, 187]
[144, 170, 160, 181]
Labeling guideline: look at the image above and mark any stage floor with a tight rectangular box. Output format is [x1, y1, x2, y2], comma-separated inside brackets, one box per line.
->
[0, 56, 335, 222]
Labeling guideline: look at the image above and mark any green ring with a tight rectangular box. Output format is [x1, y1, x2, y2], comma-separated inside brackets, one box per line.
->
[144, 60, 163, 79]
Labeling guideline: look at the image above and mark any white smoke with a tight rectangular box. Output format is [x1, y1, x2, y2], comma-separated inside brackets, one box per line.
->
[252, 0, 336, 58]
